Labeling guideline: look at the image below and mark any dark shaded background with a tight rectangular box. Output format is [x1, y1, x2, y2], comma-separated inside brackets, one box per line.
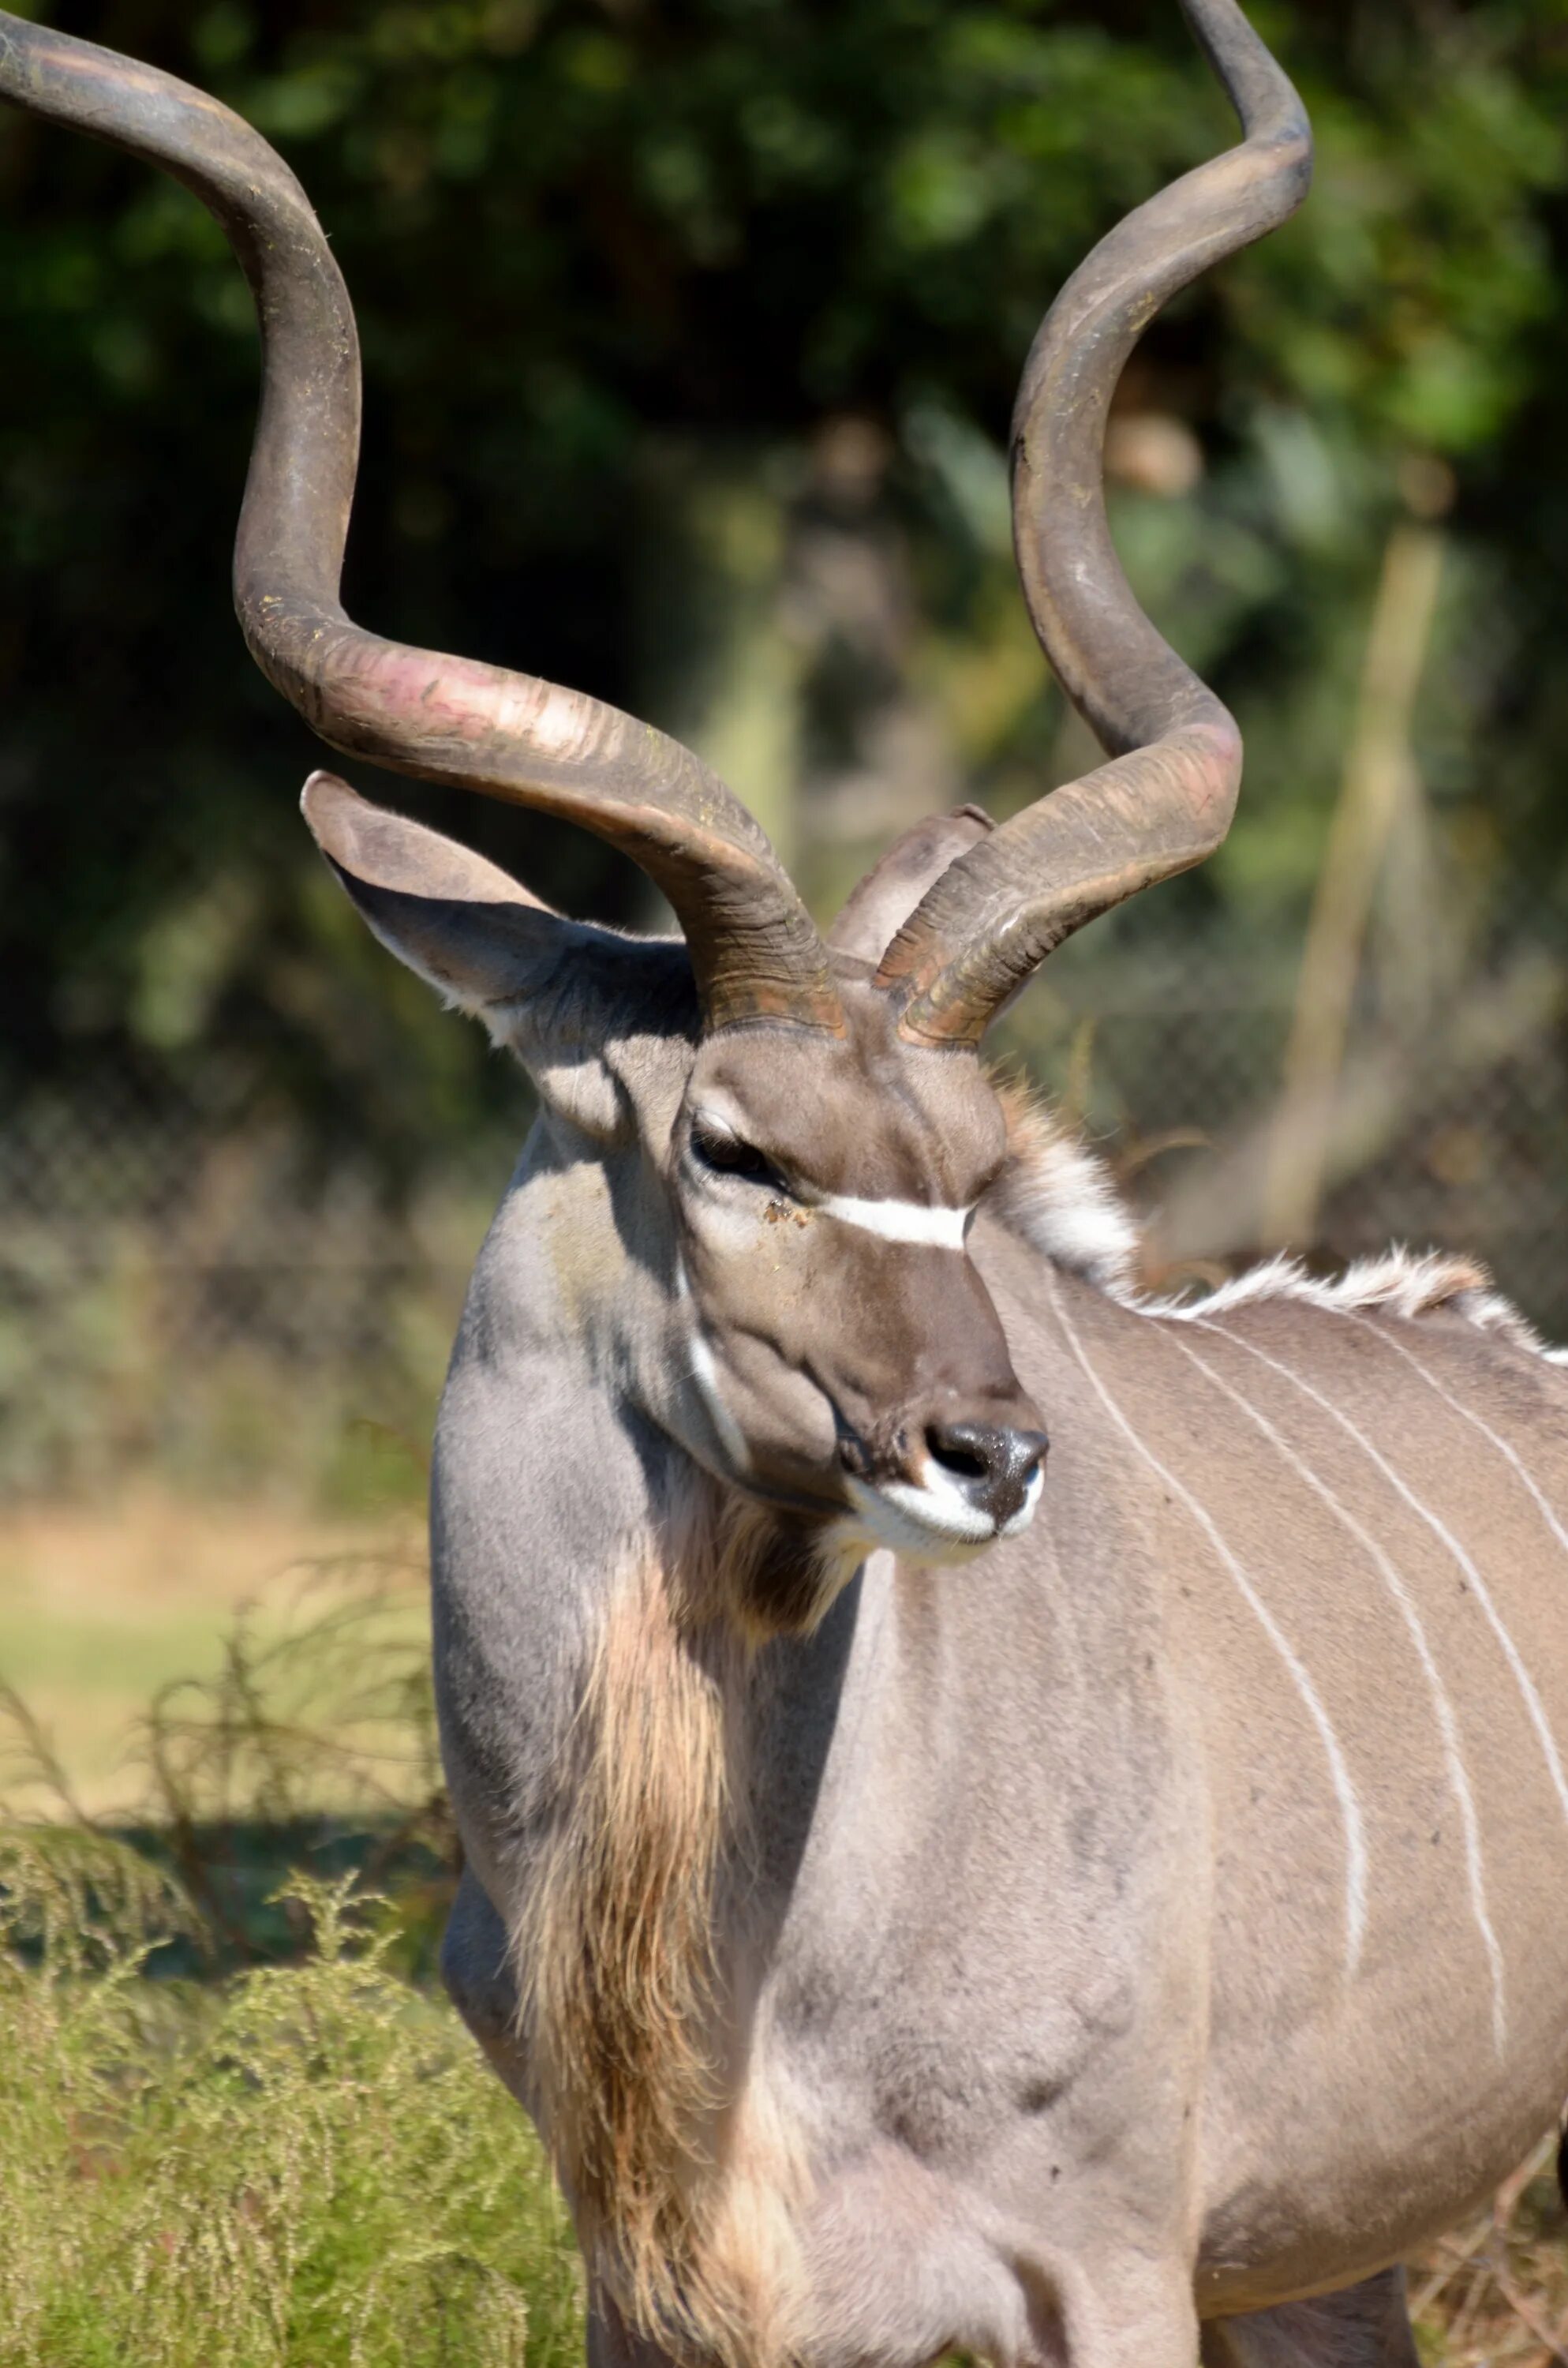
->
[4, 0, 1568, 1495]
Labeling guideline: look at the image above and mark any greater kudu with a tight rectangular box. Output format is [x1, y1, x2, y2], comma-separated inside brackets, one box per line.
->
[6, 7, 1568, 2367]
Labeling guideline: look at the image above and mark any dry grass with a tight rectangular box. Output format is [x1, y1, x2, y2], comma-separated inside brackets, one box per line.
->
[1410, 2144, 1568, 2368]
[0, 1492, 427, 1819]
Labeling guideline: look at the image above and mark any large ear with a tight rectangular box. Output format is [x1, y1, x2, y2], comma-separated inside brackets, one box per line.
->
[302, 772, 696, 1137]
[827, 806, 994, 965]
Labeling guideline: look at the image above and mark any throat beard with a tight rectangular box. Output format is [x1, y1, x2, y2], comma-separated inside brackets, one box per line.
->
[512, 1457, 817, 2364]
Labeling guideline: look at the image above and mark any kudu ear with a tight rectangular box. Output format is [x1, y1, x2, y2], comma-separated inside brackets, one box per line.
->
[828, 807, 994, 965]
[301, 773, 695, 1138]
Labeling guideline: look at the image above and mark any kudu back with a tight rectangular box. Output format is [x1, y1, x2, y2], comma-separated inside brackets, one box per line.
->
[8, 7, 1568, 2366]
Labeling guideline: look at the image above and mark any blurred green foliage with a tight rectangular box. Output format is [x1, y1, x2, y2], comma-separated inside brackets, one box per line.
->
[2, 0, 1567, 1178]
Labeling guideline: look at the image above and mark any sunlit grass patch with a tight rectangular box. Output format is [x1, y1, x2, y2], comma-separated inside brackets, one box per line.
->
[0, 1493, 428, 1821]
[0, 1838, 582, 2368]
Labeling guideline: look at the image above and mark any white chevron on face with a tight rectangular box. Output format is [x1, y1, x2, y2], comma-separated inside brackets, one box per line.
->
[812, 1193, 971, 1249]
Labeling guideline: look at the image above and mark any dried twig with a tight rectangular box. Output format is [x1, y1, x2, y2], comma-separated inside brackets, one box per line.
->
[1488, 2204, 1568, 2368]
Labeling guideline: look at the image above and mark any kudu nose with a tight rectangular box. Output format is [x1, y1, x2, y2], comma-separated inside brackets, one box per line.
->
[924, 1419, 1049, 1528]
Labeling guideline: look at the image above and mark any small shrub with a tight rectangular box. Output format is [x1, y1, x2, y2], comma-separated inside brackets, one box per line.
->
[0, 1845, 583, 2367]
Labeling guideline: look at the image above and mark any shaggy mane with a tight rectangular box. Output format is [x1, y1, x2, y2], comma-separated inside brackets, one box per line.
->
[1152, 1245, 1568, 1362]
[987, 1073, 1563, 1362]
[989, 1073, 1142, 1296]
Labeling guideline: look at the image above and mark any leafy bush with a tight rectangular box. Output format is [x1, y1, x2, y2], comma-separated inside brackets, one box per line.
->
[0, 1839, 582, 2368]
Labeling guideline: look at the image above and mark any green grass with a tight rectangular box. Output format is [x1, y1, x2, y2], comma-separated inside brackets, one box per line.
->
[0, 1546, 580, 2364]
[0, 1837, 583, 2368]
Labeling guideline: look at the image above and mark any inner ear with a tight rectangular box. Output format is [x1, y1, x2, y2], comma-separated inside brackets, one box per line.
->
[302, 771, 697, 1133]
[304, 770, 565, 1009]
[828, 805, 994, 967]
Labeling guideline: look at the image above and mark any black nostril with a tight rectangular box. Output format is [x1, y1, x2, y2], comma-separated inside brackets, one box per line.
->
[924, 1421, 1049, 1523]
[926, 1429, 990, 1482]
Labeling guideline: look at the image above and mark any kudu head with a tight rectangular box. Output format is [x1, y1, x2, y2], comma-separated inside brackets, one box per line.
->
[0, 2, 1308, 1596]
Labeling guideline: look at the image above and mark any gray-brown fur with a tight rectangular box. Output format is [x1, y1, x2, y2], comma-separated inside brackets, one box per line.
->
[9, 6, 1568, 2368]
[428, 1056, 1568, 2366]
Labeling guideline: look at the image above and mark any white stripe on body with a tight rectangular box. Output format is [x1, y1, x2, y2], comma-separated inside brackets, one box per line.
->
[813, 1193, 971, 1249]
[1161, 1325, 1506, 2052]
[1046, 1273, 1368, 1975]
[1188, 1315, 1568, 1830]
[1343, 1311, 1568, 1565]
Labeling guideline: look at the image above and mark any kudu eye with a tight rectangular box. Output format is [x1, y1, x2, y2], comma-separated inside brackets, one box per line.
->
[690, 1123, 786, 1191]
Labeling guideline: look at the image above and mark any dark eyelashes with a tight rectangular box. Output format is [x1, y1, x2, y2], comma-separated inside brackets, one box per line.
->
[690, 1126, 788, 1193]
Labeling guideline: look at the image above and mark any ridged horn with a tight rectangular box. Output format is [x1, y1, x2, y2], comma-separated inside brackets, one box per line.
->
[0, 13, 842, 1037]
[875, 0, 1311, 1047]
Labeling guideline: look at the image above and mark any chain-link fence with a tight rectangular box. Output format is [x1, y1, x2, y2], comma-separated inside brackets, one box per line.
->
[1034, 920, 1568, 1325]
[0, 1070, 513, 1498]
